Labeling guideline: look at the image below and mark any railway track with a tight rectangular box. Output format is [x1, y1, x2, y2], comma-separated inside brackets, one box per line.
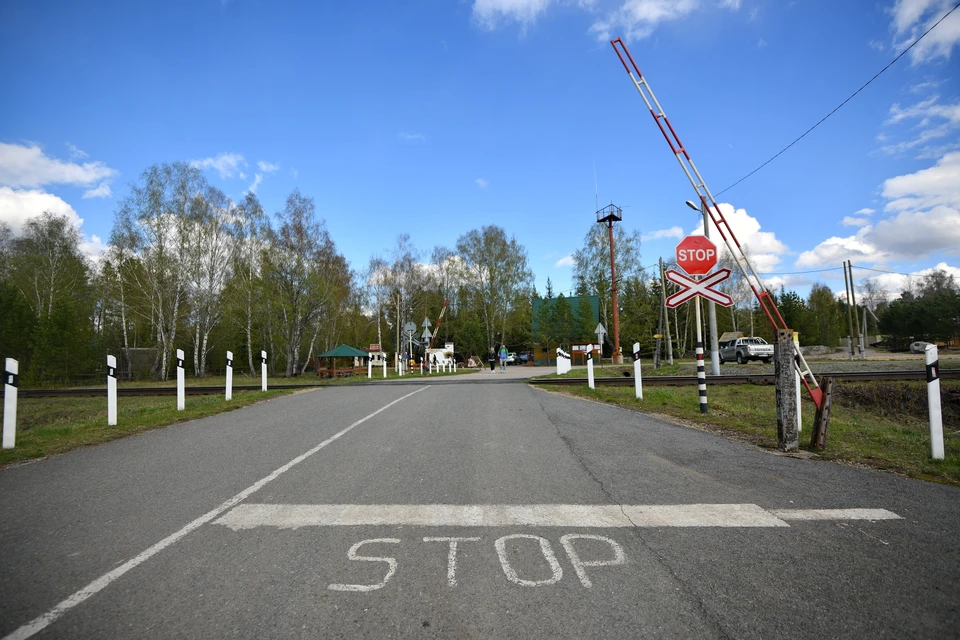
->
[5, 369, 957, 397]
[529, 369, 959, 387]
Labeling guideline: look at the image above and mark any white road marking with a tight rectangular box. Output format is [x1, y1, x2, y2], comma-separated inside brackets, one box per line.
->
[770, 508, 902, 521]
[327, 539, 400, 592]
[215, 503, 800, 529]
[2, 387, 427, 640]
[423, 537, 481, 586]
[495, 534, 564, 587]
[559, 534, 626, 588]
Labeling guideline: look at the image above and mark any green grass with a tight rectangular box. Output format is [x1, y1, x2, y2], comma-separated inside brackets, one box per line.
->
[545, 380, 960, 486]
[0, 389, 294, 468]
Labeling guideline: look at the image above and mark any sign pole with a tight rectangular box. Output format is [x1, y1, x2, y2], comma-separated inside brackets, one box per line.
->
[695, 292, 707, 414]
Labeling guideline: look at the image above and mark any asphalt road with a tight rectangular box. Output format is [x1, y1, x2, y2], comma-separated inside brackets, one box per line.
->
[1, 373, 957, 639]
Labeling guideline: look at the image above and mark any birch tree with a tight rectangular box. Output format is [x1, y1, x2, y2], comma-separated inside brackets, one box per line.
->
[112, 162, 205, 379]
[229, 193, 269, 375]
[455, 225, 533, 348]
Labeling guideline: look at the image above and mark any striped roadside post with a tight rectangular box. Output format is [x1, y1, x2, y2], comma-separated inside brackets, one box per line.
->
[695, 296, 707, 414]
[261, 351, 267, 391]
[633, 342, 643, 400]
[587, 344, 595, 390]
[176, 349, 185, 411]
[226, 351, 233, 401]
[926, 344, 944, 460]
[107, 355, 117, 425]
[3, 358, 18, 449]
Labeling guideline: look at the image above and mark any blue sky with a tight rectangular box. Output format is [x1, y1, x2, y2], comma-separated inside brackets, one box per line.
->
[2, 0, 958, 301]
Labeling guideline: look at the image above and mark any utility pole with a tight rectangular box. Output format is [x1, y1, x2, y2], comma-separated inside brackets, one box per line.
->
[659, 257, 674, 365]
[848, 261, 864, 360]
[596, 204, 623, 364]
[843, 261, 856, 360]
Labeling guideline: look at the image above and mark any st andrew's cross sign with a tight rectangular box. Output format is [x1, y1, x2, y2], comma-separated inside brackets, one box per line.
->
[664, 268, 733, 308]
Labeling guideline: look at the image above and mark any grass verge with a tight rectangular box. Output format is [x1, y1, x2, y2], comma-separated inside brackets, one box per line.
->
[544, 380, 960, 486]
[0, 389, 294, 468]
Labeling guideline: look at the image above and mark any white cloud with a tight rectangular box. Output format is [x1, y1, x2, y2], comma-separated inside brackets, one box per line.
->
[881, 95, 960, 157]
[82, 182, 112, 199]
[257, 161, 280, 173]
[643, 225, 684, 241]
[756, 38, 767, 48]
[841, 216, 871, 227]
[475, 177, 489, 188]
[718, 0, 740, 9]
[555, 254, 576, 267]
[246, 173, 263, 195]
[798, 151, 960, 267]
[80, 234, 107, 262]
[881, 150, 960, 211]
[0, 142, 117, 189]
[889, 0, 960, 64]
[66, 142, 88, 159]
[589, 0, 697, 42]
[865, 261, 960, 300]
[0, 187, 82, 235]
[472, 0, 553, 29]
[398, 131, 426, 142]
[190, 152, 246, 179]
[854, 207, 876, 215]
[690, 202, 788, 274]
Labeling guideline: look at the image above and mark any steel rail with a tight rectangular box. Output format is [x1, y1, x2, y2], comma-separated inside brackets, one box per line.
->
[530, 369, 959, 387]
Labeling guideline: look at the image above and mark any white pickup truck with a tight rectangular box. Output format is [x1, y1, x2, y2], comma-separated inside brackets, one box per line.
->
[719, 337, 775, 365]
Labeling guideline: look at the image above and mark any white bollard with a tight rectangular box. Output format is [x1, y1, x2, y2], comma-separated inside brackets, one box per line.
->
[587, 344, 595, 390]
[420, 359, 423, 375]
[107, 355, 117, 425]
[261, 350, 267, 391]
[176, 349, 185, 411]
[368, 358, 372, 379]
[454, 360, 457, 373]
[226, 351, 233, 401]
[382, 359, 387, 378]
[633, 342, 643, 400]
[557, 348, 562, 376]
[926, 345, 944, 460]
[3, 358, 18, 449]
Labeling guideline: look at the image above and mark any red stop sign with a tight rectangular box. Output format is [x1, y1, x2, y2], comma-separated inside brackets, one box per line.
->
[675, 235, 718, 275]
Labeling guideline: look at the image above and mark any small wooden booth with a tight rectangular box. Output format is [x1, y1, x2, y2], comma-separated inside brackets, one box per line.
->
[313, 344, 369, 379]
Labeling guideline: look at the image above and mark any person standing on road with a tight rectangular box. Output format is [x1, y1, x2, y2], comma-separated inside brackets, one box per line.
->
[488, 347, 496, 373]
[499, 343, 508, 373]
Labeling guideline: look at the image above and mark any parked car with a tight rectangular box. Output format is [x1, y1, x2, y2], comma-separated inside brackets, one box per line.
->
[719, 337, 774, 364]
[910, 341, 932, 354]
[506, 352, 518, 365]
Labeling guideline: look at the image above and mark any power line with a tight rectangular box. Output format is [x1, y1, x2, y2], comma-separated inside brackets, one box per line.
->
[851, 264, 925, 278]
[716, 0, 960, 197]
[758, 266, 846, 276]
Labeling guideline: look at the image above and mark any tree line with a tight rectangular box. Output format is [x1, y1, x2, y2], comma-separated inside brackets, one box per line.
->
[2, 161, 955, 385]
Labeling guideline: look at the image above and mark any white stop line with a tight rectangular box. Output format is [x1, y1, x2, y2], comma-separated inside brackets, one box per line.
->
[215, 503, 900, 529]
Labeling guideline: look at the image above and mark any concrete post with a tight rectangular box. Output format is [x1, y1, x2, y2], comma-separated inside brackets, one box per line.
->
[775, 330, 798, 452]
